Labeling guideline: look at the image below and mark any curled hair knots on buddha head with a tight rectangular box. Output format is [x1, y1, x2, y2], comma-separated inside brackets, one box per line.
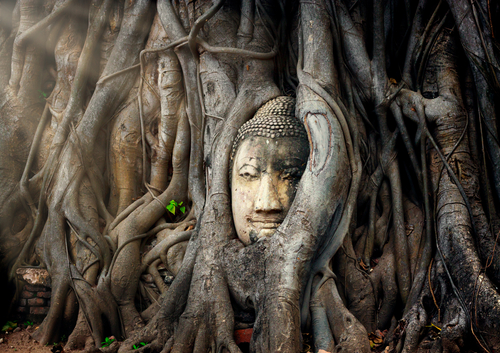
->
[230, 96, 308, 166]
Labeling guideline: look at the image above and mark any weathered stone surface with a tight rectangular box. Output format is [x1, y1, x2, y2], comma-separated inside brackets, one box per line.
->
[16, 268, 51, 287]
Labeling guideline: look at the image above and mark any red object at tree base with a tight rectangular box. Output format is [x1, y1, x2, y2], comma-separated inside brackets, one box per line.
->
[234, 328, 253, 344]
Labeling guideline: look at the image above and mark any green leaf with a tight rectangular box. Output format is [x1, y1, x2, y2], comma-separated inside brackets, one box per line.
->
[2, 321, 17, 332]
[140, 342, 147, 346]
[178, 202, 183, 206]
[166, 204, 175, 214]
[101, 337, 115, 347]
[180, 206, 186, 214]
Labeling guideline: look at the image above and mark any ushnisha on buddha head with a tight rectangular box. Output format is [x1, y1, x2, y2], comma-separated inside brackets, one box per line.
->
[230, 96, 310, 246]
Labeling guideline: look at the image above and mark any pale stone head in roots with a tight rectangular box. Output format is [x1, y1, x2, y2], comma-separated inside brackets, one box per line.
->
[230, 96, 310, 246]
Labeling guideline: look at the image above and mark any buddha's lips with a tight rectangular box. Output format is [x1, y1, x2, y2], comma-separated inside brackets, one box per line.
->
[247, 217, 284, 228]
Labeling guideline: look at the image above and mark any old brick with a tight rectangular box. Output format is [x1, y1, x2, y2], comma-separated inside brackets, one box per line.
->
[24, 284, 46, 292]
[234, 328, 253, 344]
[20, 290, 34, 299]
[19, 299, 27, 306]
[37, 291, 51, 298]
[27, 298, 45, 306]
[30, 306, 49, 315]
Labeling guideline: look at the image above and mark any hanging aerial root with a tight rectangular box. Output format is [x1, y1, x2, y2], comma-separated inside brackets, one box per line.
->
[9, 0, 78, 90]
[141, 230, 192, 271]
[363, 131, 399, 268]
[147, 259, 167, 295]
[316, 277, 371, 352]
[20, 103, 50, 218]
[118, 228, 201, 353]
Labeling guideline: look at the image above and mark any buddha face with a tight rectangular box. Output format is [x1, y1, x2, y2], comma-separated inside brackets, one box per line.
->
[231, 136, 309, 245]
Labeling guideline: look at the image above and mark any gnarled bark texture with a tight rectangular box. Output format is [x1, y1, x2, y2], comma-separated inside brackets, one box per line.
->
[1, 0, 500, 352]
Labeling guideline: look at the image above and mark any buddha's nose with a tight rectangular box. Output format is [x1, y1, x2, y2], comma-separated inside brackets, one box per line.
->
[255, 173, 282, 212]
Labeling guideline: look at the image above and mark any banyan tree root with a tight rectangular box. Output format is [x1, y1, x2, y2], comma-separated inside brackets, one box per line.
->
[1, 0, 500, 352]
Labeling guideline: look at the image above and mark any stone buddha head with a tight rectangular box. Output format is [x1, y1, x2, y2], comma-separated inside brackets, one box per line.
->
[231, 96, 310, 246]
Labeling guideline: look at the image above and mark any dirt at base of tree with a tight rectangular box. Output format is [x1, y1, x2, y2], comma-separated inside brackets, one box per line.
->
[0, 327, 56, 353]
[2, 0, 500, 351]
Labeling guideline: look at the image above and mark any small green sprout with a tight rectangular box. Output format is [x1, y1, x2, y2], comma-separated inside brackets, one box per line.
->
[132, 342, 147, 349]
[23, 321, 33, 327]
[166, 200, 185, 215]
[38, 90, 47, 102]
[1, 321, 17, 332]
[101, 336, 115, 347]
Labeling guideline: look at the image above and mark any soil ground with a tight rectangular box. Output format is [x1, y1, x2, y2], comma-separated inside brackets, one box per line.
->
[0, 327, 55, 353]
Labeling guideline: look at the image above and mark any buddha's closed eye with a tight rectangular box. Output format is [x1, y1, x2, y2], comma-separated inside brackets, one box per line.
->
[239, 165, 259, 180]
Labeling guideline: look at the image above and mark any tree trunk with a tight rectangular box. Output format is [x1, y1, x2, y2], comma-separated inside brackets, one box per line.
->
[0, 0, 499, 352]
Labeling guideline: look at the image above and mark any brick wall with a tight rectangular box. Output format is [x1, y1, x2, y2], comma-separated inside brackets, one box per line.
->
[15, 268, 51, 322]
[18, 284, 51, 317]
